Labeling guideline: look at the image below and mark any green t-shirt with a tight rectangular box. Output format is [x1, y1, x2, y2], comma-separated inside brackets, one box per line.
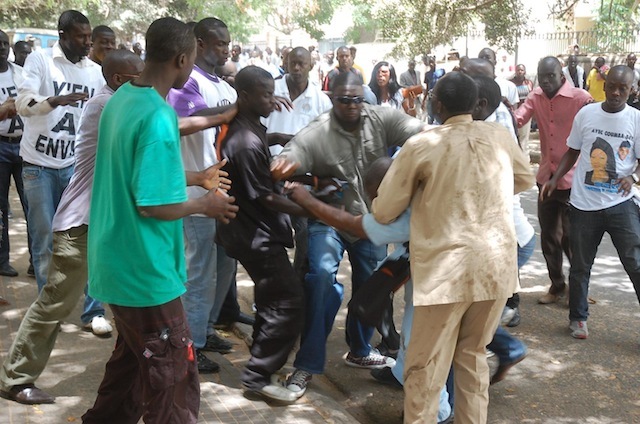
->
[88, 82, 187, 307]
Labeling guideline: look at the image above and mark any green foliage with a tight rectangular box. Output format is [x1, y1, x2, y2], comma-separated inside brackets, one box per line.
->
[592, 0, 639, 52]
[343, 0, 532, 58]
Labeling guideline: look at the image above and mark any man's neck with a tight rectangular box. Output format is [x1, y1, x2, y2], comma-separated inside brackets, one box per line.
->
[135, 65, 175, 98]
[89, 54, 101, 66]
[286, 75, 308, 101]
[237, 107, 261, 125]
[0, 60, 8, 72]
[195, 57, 214, 75]
[60, 44, 81, 64]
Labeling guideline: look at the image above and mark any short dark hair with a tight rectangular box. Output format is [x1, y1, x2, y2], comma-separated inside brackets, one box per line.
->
[434, 71, 478, 114]
[13, 40, 29, 51]
[91, 25, 114, 41]
[58, 10, 90, 33]
[472, 75, 501, 113]
[102, 49, 140, 80]
[332, 71, 364, 90]
[235, 65, 273, 93]
[145, 17, 195, 63]
[194, 18, 227, 40]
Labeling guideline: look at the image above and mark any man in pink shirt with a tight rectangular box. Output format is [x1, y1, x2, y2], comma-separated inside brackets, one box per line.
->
[515, 56, 592, 304]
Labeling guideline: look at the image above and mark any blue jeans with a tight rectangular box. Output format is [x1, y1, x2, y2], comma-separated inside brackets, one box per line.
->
[22, 164, 103, 320]
[294, 222, 386, 374]
[182, 216, 236, 348]
[487, 326, 527, 364]
[569, 200, 640, 321]
[518, 235, 536, 268]
[0, 142, 32, 265]
[393, 280, 451, 422]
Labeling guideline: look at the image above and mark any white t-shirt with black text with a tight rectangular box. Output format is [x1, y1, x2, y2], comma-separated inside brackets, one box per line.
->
[567, 103, 640, 211]
[0, 66, 23, 138]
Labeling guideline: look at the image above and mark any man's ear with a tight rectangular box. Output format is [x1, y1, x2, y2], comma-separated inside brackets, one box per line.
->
[176, 52, 187, 70]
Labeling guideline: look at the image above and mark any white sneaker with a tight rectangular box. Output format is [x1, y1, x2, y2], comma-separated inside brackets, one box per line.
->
[86, 316, 113, 336]
[258, 383, 299, 403]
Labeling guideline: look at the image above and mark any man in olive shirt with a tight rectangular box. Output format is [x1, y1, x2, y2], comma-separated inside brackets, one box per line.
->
[275, 71, 423, 397]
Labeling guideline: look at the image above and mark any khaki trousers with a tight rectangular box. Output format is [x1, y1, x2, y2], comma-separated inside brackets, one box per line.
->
[403, 298, 505, 424]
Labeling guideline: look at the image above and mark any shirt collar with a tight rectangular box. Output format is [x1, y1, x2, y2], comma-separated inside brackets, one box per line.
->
[535, 80, 577, 99]
[52, 41, 91, 68]
[193, 64, 219, 83]
[442, 114, 473, 125]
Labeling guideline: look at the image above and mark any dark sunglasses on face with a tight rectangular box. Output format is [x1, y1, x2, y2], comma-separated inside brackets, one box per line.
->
[335, 95, 365, 105]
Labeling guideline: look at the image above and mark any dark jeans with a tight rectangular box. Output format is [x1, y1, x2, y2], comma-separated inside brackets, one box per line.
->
[537, 184, 572, 294]
[0, 141, 32, 265]
[568, 200, 640, 321]
[237, 247, 304, 390]
[82, 297, 199, 424]
[292, 215, 309, 282]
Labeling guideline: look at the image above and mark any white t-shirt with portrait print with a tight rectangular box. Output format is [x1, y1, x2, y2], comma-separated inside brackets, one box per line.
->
[567, 103, 640, 211]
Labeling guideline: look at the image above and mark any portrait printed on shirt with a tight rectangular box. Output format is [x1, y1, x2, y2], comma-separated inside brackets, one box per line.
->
[584, 136, 618, 190]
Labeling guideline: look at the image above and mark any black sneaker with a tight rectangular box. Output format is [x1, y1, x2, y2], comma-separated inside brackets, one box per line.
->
[370, 367, 402, 389]
[27, 264, 35, 277]
[196, 349, 220, 373]
[202, 333, 233, 354]
[237, 312, 255, 326]
[0, 264, 18, 277]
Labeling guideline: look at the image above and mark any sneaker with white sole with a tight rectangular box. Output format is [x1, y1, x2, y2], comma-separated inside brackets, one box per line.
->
[287, 369, 312, 398]
[84, 316, 113, 336]
[248, 378, 299, 404]
[569, 320, 588, 339]
[343, 351, 396, 369]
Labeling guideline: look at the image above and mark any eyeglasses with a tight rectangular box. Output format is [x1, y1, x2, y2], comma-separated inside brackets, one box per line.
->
[335, 96, 365, 105]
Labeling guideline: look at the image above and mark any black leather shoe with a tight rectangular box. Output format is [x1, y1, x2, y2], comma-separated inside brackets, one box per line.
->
[202, 333, 233, 354]
[237, 312, 255, 326]
[27, 264, 35, 277]
[0, 384, 55, 404]
[196, 350, 220, 374]
[0, 264, 18, 277]
[370, 367, 402, 389]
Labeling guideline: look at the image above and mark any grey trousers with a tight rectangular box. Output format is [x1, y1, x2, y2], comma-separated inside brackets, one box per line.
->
[0, 225, 88, 390]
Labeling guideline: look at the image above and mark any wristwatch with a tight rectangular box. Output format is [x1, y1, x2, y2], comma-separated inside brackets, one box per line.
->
[632, 173, 639, 184]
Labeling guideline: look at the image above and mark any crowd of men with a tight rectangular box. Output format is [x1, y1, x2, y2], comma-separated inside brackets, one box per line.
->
[0, 9, 640, 424]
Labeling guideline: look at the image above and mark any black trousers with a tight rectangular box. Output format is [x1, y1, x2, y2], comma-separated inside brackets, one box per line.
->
[537, 184, 572, 294]
[237, 247, 304, 390]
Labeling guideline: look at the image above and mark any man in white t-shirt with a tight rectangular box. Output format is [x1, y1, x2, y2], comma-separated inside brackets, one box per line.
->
[0, 30, 32, 280]
[15, 10, 104, 294]
[166, 17, 238, 374]
[261, 46, 332, 282]
[541, 65, 640, 340]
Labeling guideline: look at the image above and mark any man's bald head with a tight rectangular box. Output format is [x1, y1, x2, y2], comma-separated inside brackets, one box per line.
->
[102, 49, 144, 90]
[607, 64, 634, 85]
[460, 58, 494, 78]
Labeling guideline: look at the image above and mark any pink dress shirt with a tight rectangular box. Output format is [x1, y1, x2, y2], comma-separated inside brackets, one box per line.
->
[515, 81, 593, 190]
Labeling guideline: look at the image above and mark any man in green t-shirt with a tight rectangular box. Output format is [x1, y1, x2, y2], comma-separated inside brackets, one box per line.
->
[82, 18, 238, 424]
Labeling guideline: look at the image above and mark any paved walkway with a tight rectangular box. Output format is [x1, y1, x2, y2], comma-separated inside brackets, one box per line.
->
[0, 189, 358, 424]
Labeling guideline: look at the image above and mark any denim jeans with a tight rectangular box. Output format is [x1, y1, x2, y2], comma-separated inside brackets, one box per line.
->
[182, 216, 236, 348]
[487, 325, 527, 364]
[22, 164, 103, 320]
[569, 200, 640, 321]
[393, 280, 451, 422]
[294, 221, 387, 374]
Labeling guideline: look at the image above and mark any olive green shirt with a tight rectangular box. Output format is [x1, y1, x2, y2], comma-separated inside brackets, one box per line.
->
[279, 104, 423, 242]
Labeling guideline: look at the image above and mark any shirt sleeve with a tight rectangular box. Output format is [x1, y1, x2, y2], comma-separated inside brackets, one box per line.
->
[362, 210, 411, 246]
[381, 108, 423, 148]
[279, 135, 313, 174]
[372, 141, 420, 223]
[515, 93, 534, 128]
[133, 108, 187, 207]
[230, 134, 275, 201]
[15, 51, 54, 117]
[566, 109, 584, 151]
[166, 77, 208, 118]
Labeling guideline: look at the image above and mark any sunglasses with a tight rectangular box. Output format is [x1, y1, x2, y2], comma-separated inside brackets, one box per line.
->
[335, 96, 365, 105]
